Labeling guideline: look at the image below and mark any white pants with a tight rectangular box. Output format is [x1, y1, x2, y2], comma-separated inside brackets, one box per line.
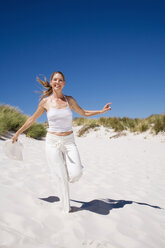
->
[45, 132, 84, 213]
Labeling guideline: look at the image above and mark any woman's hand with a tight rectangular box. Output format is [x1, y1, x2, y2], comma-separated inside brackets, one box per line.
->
[101, 103, 112, 114]
[12, 133, 19, 144]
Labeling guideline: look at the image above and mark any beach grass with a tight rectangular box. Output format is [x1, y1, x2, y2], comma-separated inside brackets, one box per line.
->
[0, 104, 47, 139]
[77, 123, 100, 137]
[73, 114, 165, 136]
[1, 104, 164, 139]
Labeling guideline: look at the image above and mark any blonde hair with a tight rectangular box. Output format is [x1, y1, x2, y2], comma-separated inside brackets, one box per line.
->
[36, 71, 65, 101]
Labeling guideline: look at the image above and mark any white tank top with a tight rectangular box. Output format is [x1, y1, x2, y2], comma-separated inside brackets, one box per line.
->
[44, 95, 73, 132]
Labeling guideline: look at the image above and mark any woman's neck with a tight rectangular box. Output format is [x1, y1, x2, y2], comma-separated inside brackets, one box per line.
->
[51, 90, 64, 99]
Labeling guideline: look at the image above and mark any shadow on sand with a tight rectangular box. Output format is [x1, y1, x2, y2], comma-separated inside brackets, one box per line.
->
[39, 196, 164, 215]
[39, 196, 60, 203]
[70, 198, 164, 214]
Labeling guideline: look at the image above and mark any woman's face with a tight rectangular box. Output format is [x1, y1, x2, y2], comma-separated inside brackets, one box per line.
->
[50, 73, 65, 91]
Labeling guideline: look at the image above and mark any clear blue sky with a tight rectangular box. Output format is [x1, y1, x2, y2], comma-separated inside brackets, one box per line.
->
[0, 0, 165, 123]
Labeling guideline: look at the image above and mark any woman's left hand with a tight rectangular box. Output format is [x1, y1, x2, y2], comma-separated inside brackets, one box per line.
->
[101, 103, 112, 113]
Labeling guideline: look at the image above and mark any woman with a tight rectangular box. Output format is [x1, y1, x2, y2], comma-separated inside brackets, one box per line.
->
[12, 71, 112, 213]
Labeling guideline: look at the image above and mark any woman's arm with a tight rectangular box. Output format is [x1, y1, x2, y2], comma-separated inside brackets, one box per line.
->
[12, 99, 46, 143]
[68, 96, 112, 117]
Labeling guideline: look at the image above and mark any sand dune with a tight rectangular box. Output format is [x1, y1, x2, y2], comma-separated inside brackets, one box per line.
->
[0, 127, 165, 248]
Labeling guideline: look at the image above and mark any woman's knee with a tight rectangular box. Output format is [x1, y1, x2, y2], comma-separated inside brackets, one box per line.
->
[68, 166, 84, 183]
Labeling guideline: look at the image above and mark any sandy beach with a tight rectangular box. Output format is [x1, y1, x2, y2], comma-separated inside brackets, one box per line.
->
[0, 126, 165, 248]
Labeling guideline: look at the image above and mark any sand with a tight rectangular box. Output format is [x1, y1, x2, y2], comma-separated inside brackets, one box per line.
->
[0, 126, 165, 248]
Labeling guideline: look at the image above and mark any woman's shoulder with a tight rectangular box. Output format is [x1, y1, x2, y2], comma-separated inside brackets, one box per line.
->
[65, 95, 75, 103]
[39, 96, 50, 109]
[65, 95, 74, 101]
[43, 95, 51, 101]
[40, 98, 47, 105]
[65, 95, 76, 108]
[42, 95, 51, 103]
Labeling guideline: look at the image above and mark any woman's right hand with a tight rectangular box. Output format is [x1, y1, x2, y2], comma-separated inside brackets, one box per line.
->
[12, 133, 19, 144]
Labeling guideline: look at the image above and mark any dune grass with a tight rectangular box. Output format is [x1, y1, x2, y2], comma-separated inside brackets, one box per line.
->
[73, 114, 165, 137]
[0, 104, 47, 139]
[1, 104, 164, 138]
[148, 114, 165, 134]
[77, 123, 100, 137]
